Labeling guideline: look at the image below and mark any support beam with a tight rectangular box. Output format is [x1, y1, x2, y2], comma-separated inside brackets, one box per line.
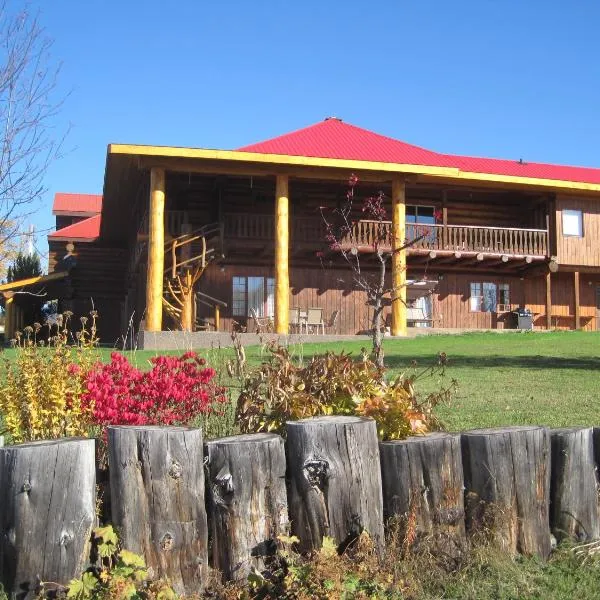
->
[546, 272, 552, 330]
[4, 296, 13, 340]
[391, 177, 407, 336]
[146, 167, 166, 332]
[214, 304, 221, 331]
[574, 271, 580, 330]
[274, 175, 289, 334]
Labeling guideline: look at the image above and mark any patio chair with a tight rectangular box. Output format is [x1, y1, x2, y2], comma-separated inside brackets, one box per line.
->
[306, 307, 324, 334]
[289, 307, 301, 333]
[325, 310, 339, 333]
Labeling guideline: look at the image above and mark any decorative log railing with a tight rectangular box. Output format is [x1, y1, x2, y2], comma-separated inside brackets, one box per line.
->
[223, 213, 549, 258]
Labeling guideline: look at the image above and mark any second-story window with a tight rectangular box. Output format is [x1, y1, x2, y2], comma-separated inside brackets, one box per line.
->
[562, 209, 583, 237]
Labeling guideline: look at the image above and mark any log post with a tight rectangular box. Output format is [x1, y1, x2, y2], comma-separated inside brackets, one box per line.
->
[380, 433, 465, 549]
[0, 438, 96, 597]
[108, 426, 208, 596]
[286, 416, 385, 554]
[546, 272, 552, 330]
[574, 271, 580, 330]
[550, 427, 599, 542]
[205, 433, 288, 581]
[214, 304, 220, 331]
[274, 174, 289, 334]
[391, 176, 407, 336]
[461, 426, 551, 558]
[3, 296, 13, 340]
[146, 167, 166, 332]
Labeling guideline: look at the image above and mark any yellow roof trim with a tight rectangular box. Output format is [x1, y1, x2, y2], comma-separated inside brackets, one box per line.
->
[0, 271, 69, 292]
[108, 143, 600, 194]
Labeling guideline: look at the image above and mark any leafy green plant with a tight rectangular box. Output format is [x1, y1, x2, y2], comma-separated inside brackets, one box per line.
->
[237, 345, 455, 440]
[65, 525, 177, 600]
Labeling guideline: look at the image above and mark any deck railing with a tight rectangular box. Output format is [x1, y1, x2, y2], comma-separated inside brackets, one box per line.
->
[195, 213, 550, 258]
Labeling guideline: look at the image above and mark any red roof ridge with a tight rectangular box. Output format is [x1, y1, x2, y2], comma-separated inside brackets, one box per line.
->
[53, 192, 102, 216]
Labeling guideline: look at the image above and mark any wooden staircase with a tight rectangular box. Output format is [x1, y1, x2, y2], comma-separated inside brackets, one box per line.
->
[162, 222, 223, 331]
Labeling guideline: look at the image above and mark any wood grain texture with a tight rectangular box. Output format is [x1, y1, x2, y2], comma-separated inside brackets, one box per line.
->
[108, 426, 207, 596]
[380, 433, 465, 548]
[286, 416, 385, 554]
[205, 433, 288, 581]
[550, 427, 599, 542]
[461, 426, 551, 558]
[0, 438, 96, 599]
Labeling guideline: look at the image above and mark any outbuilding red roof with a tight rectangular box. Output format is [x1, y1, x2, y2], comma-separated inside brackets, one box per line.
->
[239, 118, 600, 185]
[48, 214, 101, 242]
[52, 193, 102, 216]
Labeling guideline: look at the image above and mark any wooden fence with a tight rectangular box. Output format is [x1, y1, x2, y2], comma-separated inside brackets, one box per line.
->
[0, 419, 599, 597]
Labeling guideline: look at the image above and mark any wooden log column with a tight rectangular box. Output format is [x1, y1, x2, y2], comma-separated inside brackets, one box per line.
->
[461, 426, 551, 558]
[0, 438, 96, 597]
[545, 271, 552, 330]
[380, 433, 466, 550]
[3, 296, 13, 340]
[205, 433, 288, 581]
[274, 175, 289, 334]
[550, 427, 599, 542]
[574, 271, 581, 329]
[286, 416, 385, 554]
[391, 176, 407, 336]
[146, 167, 166, 332]
[108, 426, 208, 596]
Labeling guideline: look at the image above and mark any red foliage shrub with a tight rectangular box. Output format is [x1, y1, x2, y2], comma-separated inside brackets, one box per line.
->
[82, 351, 226, 429]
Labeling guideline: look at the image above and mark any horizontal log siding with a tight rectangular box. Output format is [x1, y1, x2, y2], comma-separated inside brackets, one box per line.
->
[556, 195, 600, 267]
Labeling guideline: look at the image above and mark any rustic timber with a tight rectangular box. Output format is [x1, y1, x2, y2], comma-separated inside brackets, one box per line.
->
[108, 426, 208, 596]
[286, 416, 385, 554]
[574, 271, 581, 329]
[461, 426, 551, 558]
[546, 272, 552, 329]
[205, 433, 288, 581]
[391, 177, 407, 336]
[550, 427, 599, 542]
[380, 433, 466, 549]
[146, 167, 166, 331]
[275, 175, 289, 334]
[0, 438, 96, 598]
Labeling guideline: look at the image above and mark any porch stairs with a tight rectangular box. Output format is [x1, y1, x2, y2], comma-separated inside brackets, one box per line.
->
[161, 222, 223, 330]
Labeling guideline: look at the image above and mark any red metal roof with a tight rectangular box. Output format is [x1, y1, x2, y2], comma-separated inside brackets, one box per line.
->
[239, 118, 600, 185]
[52, 193, 102, 215]
[48, 214, 101, 242]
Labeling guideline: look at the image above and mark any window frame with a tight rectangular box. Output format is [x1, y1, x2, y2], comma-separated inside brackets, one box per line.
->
[470, 281, 506, 313]
[562, 209, 583, 238]
[231, 276, 275, 318]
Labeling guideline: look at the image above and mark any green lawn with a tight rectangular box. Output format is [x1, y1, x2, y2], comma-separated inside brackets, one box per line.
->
[79, 330, 600, 432]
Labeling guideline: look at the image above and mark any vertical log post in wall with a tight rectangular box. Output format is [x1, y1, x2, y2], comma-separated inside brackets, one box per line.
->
[574, 271, 581, 330]
[550, 427, 599, 542]
[146, 167, 166, 332]
[108, 426, 208, 596]
[205, 433, 288, 581]
[274, 175, 289, 334]
[461, 426, 551, 558]
[286, 416, 385, 554]
[380, 433, 466, 551]
[391, 176, 407, 336]
[546, 271, 552, 330]
[0, 439, 96, 597]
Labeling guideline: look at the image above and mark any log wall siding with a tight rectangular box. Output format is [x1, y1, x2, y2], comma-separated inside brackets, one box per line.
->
[556, 195, 600, 267]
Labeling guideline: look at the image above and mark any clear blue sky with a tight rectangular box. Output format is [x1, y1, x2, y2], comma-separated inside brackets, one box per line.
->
[35, 0, 600, 257]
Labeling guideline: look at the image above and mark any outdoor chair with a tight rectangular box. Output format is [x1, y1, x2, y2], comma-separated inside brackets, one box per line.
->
[289, 307, 301, 333]
[325, 310, 339, 333]
[305, 307, 324, 334]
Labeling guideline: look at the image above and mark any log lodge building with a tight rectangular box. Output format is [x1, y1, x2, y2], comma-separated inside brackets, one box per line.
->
[3, 118, 600, 345]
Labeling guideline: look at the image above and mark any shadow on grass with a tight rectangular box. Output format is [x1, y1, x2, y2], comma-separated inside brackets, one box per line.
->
[384, 354, 600, 371]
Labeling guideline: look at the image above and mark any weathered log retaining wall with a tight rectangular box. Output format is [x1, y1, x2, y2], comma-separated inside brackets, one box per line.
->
[1, 420, 599, 597]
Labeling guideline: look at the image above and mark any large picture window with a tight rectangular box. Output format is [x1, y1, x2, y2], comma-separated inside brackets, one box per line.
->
[562, 209, 583, 237]
[232, 276, 275, 317]
[470, 282, 510, 313]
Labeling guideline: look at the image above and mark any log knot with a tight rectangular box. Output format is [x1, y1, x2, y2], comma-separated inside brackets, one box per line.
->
[22, 478, 32, 494]
[160, 533, 175, 552]
[303, 458, 330, 490]
[212, 466, 234, 506]
[168, 460, 183, 480]
[59, 530, 73, 546]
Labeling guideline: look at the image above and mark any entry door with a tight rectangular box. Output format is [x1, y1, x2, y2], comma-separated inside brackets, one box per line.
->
[597, 287, 600, 330]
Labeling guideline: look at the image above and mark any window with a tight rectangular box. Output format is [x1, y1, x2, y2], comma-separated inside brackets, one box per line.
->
[562, 209, 583, 237]
[232, 276, 275, 317]
[470, 282, 506, 313]
[406, 205, 435, 224]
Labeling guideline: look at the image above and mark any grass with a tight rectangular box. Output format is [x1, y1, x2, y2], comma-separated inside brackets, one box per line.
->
[35, 329, 596, 432]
